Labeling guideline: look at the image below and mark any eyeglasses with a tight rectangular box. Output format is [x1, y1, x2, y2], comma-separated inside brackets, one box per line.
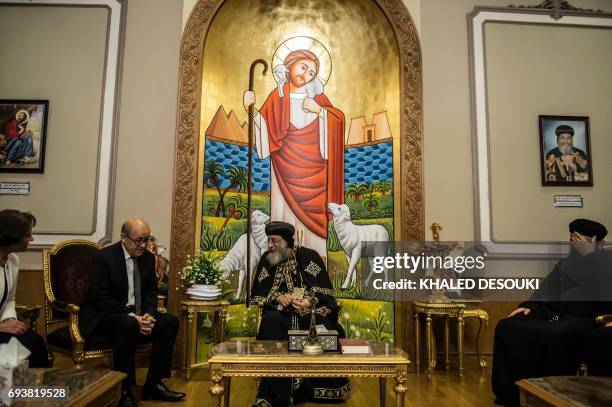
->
[123, 234, 154, 246]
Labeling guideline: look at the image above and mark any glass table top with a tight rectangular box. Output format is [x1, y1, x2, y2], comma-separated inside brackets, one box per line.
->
[209, 340, 409, 362]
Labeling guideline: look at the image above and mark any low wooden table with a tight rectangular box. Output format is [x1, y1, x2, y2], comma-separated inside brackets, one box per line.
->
[181, 298, 230, 380]
[208, 340, 410, 407]
[517, 376, 612, 407]
[13, 368, 125, 406]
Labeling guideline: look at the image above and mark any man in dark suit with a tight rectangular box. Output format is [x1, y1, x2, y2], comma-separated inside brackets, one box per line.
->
[79, 218, 185, 406]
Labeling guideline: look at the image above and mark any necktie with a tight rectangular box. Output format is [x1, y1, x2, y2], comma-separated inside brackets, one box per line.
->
[132, 257, 142, 315]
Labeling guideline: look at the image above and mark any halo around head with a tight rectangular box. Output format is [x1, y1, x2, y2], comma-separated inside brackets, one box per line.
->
[272, 36, 332, 85]
[16, 110, 30, 122]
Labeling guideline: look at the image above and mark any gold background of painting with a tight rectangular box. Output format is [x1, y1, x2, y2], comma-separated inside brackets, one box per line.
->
[173, 0, 421, 355]
[196, 0, 401, 246]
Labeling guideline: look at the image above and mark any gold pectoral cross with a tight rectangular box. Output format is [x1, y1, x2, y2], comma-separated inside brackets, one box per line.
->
[292, 287, 305, 300]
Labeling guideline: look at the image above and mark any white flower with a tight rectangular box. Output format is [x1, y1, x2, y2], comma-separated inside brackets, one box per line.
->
[355, 330, 360, 337]
[343, 313, 349, 319]
[350, 324, 356, 330]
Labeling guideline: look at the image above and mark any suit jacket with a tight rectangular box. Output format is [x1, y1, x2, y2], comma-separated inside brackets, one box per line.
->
[0, 253, 19, 321]
[79, 242, 158, 340]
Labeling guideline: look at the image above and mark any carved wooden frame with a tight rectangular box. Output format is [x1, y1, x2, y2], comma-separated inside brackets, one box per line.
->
[170, 0, 423, 357]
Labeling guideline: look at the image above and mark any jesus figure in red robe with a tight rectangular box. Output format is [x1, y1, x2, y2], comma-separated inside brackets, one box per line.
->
[243, 49, 345, 257]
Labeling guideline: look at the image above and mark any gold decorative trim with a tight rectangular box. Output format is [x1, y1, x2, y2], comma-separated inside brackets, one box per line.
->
[42, 239, 109, 366]
[257, 267, 270, 282]
[217, 364, 401, 377]
[313, 382, 352, 400]
[42, 239, 101, 316]
[171, 0, 424, 358]
[304, 261, 321, 277]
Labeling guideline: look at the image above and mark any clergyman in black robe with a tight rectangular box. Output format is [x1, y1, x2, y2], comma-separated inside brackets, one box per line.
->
[492, 218, 612, 407]
[251, 221, 350, 407]
[544, 124, 589, 183]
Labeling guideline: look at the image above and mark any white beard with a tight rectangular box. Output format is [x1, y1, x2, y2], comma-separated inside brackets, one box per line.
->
[266, 247, 292, 267]
[559, 144, 573, 155]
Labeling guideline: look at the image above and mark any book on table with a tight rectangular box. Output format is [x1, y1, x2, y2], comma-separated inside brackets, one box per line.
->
[339, 338, 371, 354]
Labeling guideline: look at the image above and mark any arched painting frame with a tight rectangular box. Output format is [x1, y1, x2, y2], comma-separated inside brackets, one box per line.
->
[170, 0, 423, 356]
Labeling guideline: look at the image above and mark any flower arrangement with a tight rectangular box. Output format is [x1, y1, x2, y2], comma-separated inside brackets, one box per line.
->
[181, 251, 226, 286]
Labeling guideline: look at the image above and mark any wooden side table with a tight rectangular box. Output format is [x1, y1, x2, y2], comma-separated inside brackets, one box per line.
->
[181, 298, 229, 380]
[517, 376, 612, 407]
[414, 301, 489, 378]
[414, 302, 465, 378]
[463, 307, 489, 372]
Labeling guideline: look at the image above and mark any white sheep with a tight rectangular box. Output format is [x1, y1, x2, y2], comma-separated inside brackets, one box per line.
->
[328, 203, 389, 290]
[219, 210, 270, 299]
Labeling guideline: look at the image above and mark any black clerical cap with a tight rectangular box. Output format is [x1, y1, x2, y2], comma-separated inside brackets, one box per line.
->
[555, 125, 574, 137]
[569, 218, 608, 241]
[265, 221, 295, 246]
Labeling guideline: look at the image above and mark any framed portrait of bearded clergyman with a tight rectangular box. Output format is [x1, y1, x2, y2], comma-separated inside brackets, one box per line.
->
[539, 115, 592, 186]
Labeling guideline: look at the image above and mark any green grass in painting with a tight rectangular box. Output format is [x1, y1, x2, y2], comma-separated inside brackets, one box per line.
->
[338, 298, 395, 343]
[327, 251, 394, 302]
[202, 190, 270, 218]
[195, 304, 260, 363]
[195, 299, 394, 363]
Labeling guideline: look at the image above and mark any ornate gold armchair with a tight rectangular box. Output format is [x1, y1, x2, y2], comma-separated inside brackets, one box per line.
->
[43, 240, 113, 367]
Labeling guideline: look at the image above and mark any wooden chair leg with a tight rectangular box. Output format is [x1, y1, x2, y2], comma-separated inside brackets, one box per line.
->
[224, 377, 231, 407]
[578, 363, 588, 376]
[47, 350, 55, 367]
[379, 377, 386, 407]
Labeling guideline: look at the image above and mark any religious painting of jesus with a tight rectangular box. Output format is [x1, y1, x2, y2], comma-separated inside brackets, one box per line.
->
[195, 0, 401, 364]
[243, 38, 344, 256]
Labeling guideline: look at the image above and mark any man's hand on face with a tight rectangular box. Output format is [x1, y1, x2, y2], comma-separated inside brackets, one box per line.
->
[134, 314, 155, 335]
[276, 294, 294, 308]
[509, 307, 531, 317]
[570, 232, 597, 256]
[291, 298, 311, 311]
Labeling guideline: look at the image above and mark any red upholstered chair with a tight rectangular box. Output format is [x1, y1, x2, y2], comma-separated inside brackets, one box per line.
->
[43, 240, 113, 367]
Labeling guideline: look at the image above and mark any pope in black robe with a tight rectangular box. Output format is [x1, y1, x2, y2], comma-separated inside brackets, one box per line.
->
[543, 124, 589, 183]
[492, 219, 611, 406]
[251, 221, 350, 407]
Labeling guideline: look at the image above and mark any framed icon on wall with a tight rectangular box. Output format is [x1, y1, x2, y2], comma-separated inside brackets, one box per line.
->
[0, 99, 49, 173]
[539, 115, 592, 186]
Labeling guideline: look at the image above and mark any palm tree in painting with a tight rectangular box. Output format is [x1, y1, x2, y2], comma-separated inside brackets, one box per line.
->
[378, 179, 391, 196]
[346, 183, 368, 203]
[219, 194, 248, 234]
[204, 159, 249, 217]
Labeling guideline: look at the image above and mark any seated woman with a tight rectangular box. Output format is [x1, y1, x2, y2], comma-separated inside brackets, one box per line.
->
[251, 221, 350, 407]
[0, 209, 49, 367]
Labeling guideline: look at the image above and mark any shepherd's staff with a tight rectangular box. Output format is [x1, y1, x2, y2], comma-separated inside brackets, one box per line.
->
[246, 59, 268, 308]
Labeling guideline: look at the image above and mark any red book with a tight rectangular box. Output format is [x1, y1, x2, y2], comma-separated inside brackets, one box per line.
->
[339, 338, 371, 354]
